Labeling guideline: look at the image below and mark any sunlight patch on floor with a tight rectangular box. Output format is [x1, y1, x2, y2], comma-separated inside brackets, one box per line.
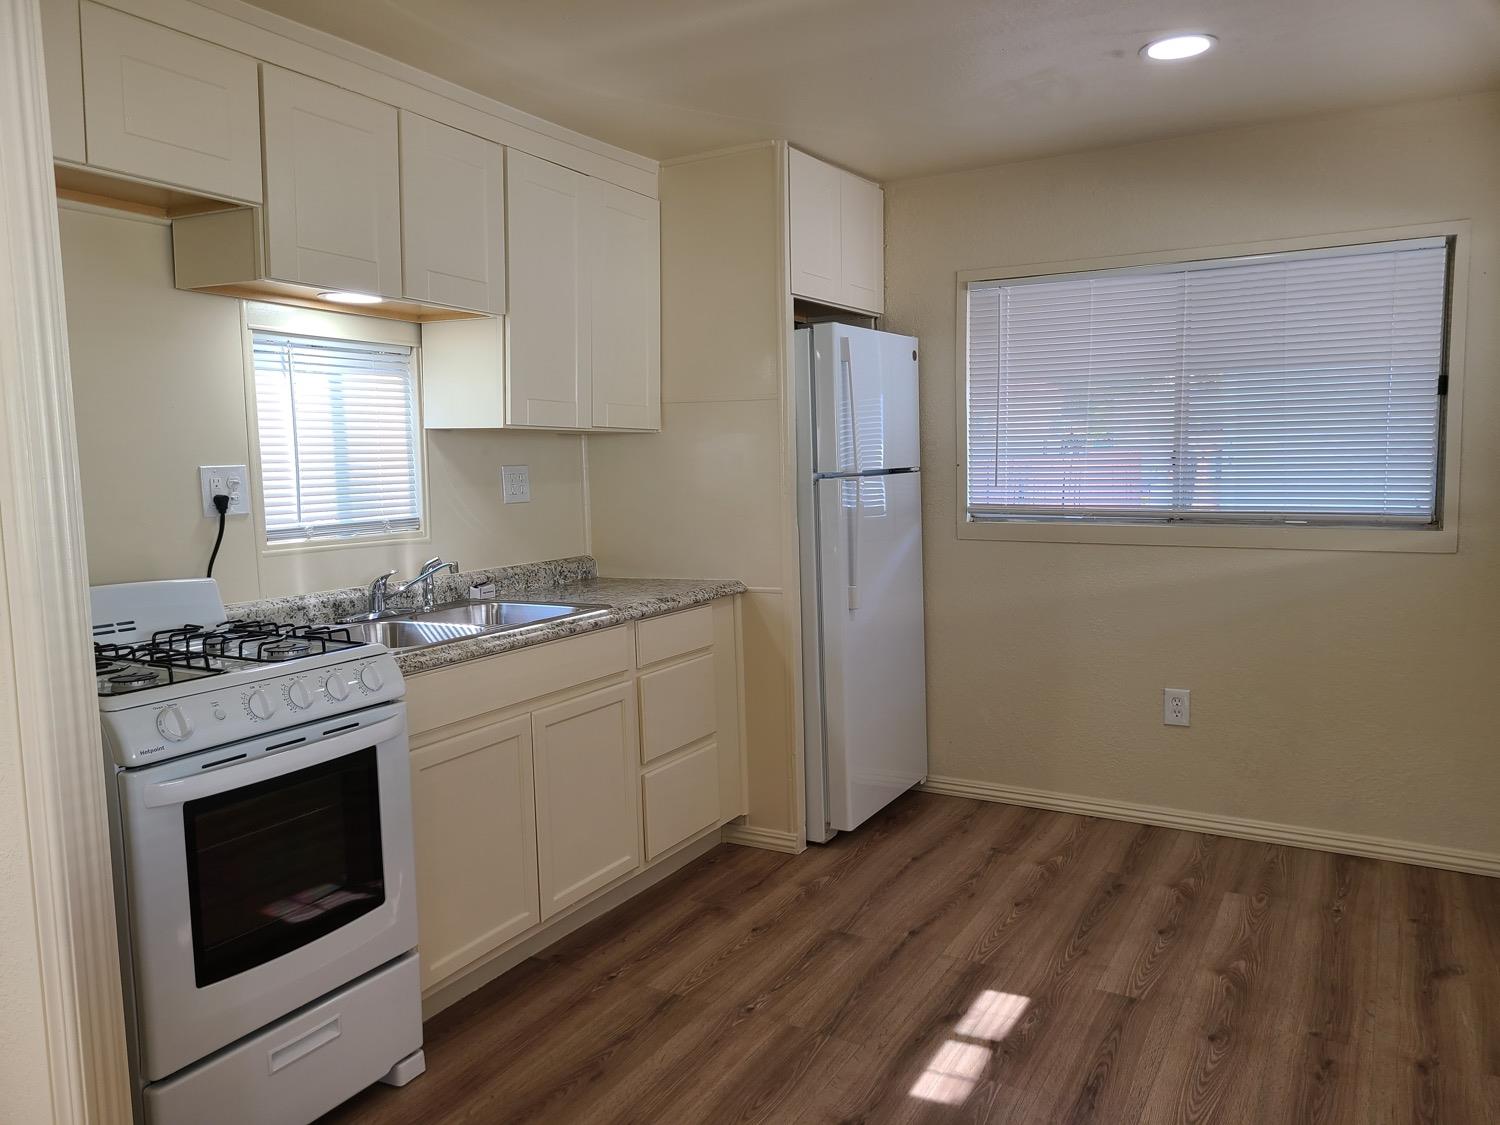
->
[909, 990, 1030, 1104]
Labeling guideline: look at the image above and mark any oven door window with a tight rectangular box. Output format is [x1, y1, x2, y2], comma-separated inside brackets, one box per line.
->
[183, 747, 385, 987]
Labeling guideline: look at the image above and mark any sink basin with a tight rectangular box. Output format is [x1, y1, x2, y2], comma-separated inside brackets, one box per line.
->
[415, 601, 588, 629]
[346, 618, 488, 651]
[342, 599, 611, 652]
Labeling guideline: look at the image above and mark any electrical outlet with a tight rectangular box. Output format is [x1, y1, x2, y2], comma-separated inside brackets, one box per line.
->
[1164, 688, 1190, 727]
[501, 464, 531, 504]
[199, 465, 250, 517]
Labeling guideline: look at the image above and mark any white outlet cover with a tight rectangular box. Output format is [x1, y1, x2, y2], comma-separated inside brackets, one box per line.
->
[199, 465, 251, 517]
[1163, 688, 1191, 727]
[501, 464, 531, 504]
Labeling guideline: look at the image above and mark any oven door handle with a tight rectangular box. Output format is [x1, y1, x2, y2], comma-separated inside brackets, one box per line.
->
[142, 712, 406, 808]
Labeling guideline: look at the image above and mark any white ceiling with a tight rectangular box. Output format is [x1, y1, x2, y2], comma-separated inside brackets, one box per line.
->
[239, 0, 1500, 180]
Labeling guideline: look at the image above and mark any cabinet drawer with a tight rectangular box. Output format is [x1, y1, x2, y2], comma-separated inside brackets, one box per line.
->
[642, 742, 720, 860]
[635, 605, 713, 667]
[405, 626, 631, 737]
[638, 653, 717, 764]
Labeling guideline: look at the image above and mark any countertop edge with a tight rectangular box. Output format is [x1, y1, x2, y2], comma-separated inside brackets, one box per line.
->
[394, 579, 746, 676]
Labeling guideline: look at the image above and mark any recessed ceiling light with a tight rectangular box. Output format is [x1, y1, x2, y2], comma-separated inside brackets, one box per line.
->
[1142, 34, 1216, 61]
[318, 290, 382, 305]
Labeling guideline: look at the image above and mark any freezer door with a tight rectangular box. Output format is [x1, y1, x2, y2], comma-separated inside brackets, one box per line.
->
[815, 470, 928, 833]
[811, 323, 920, 475]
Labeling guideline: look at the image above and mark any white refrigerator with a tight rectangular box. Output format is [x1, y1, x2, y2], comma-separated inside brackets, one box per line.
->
[796, 323, 928, 844]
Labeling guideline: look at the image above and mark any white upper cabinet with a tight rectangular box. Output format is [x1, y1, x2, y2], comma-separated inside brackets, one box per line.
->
[788, 148, 843, 306]
[78, 2, 262, 202]
[788, 147, 884, 315]
[839, 171, 885, 315]
[588, 178, 661, 431]
[40, 0, 85, 164]
[505, 148, 591, 429]
[261, 65, 401, 296]
[400, 112, 505, 315]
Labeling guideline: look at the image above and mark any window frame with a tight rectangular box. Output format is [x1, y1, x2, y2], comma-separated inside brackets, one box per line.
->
[241, 302, 430, 556]
[954, 222, 1468, 553]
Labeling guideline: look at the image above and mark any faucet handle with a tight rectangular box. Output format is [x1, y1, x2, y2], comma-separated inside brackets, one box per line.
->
[369, 568, 397, 591]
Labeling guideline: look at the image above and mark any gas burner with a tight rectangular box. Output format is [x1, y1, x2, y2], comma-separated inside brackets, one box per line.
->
[260, 638, 312, 661]
[99, 667, 161, 696]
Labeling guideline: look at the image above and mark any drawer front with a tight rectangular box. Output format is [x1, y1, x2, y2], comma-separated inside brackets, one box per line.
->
[635, 605, 714, 667]
[642, 742, 720, 860]
[405, 626, 631, 737]
[638, 653, 717, 764]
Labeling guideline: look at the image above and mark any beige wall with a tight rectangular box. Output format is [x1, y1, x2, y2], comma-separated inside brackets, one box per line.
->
[884, 91, 1500, 860]
[588, 144, 801, 838]
[59, 204, 588, 604]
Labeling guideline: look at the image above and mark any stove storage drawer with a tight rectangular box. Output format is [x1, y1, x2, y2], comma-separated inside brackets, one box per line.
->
[144, 952, 421, 1125]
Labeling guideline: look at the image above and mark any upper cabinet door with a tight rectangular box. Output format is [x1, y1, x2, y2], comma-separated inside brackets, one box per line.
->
[788, 147, 885, 316]
[839, 173, 884, 315]
[788, 147, 843, 306]
[588, 179, 660, 431]
[505, 149, 590, 429]
[79, 2, 261, 201]
[400, 112, 505, 315]
[40, 0, 85, 163]
[261, 65, 401, 296]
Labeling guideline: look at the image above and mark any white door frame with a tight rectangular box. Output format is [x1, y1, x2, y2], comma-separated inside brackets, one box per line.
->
[0, 1, 132, 1120]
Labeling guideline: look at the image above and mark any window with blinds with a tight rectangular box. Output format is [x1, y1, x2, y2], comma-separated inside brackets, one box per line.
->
[252, 332, 423, 543]
[964, 237, 1451, 528]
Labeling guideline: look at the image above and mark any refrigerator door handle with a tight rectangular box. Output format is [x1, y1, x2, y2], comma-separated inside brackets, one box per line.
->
[840, 336, 860, 610]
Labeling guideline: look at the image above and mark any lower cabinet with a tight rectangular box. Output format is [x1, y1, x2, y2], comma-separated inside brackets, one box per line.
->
[405, 601, 744, 996]
[409, 715, 539, 989]
[531, 682, 642, 919]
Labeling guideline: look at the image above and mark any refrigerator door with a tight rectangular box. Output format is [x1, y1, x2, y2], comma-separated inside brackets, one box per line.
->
[810, 323, 920, 476]
[814, 469, 928, 833]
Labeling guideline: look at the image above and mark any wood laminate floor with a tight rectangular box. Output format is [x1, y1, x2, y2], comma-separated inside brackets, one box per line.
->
[318, 792, 1500, 1124]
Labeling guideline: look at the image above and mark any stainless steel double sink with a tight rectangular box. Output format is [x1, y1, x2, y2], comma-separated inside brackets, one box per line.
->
[341, 599, 611, 652]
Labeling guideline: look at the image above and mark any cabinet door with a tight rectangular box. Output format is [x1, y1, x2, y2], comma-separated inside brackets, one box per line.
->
[588, 179, 660, 431]
[400, 112, 505, 314]
[788, 147, 843, 306]
[839, 172, 884, 314]
[79, 2, 261, 201]
[505, 148, 590, 429]
[261, 65, 401, 295]
[410, 715, 539, 988]
[531, 683, 641, 918]
[41, 0, 85, 163]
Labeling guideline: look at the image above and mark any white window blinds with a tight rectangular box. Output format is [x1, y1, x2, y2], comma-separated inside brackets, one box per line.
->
[965, 237, 1450, 527]
[252, 332, 423, 543]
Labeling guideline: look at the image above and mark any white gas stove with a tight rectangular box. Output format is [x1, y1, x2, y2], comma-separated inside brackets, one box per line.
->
[92, 578, 423, 1125]
[92, 578, 403, 767]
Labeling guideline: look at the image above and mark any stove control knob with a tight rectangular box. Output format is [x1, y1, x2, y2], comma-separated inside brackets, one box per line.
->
[155, 704, 193, 743]
[244, 688, 276, 721]
[323, 673, 351, 703]
[284, 678, 314, 711]
[358, 663, 385, 694]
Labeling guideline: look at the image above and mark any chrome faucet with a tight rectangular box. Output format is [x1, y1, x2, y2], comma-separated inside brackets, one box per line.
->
[366, 569, 397, 617]
[392, 557, 459, 612]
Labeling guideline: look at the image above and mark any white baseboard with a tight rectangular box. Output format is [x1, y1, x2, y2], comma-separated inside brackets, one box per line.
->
[721, 823, 804, 854]
[919, 775, 1500, 878]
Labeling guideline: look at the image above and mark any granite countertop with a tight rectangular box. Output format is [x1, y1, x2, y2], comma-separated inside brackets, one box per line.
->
[226, 557, 745, 676]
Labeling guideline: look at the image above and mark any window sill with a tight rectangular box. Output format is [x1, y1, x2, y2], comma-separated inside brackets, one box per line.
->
[261, 530, 430, 558]
[957, 518, 1457, 554]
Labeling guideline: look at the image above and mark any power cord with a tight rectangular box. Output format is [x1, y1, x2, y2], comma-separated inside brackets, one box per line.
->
[206, 493, 230, 578]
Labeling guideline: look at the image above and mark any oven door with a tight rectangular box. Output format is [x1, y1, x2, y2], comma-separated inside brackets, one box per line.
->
[117, 702, 417, 1082]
